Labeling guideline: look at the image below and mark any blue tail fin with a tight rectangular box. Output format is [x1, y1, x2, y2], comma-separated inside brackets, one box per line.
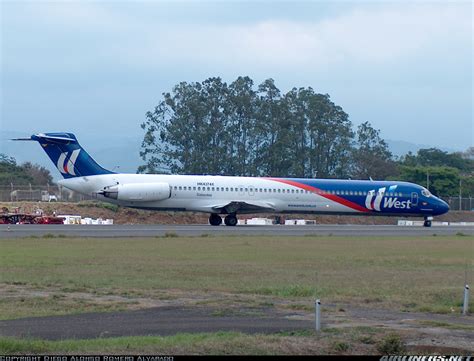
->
[19, 132, 114, 178]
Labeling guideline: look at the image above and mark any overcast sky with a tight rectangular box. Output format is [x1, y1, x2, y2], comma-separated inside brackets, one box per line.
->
[1, 0, 472, 151]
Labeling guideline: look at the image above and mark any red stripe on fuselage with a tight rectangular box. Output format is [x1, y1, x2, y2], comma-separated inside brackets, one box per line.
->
[268, 178, 370, 213]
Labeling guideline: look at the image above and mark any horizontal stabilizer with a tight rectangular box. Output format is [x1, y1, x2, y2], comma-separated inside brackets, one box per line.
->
[11, 137, 35, 141]
[13, 133, 78, 144]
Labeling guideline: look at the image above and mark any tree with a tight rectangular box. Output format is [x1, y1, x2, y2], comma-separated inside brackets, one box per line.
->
[0, 154, 53, 186]
[140, 80, 221, 174]
[226, 76, 257, 176]
[140, 76, 363, 179]
[396, 166, 460, 196]
[401, 148, 473, 173]
[350, 121, 397, 180]
[306, 93, 353, 178]
[255, 78, 288, 176]
[22, 162, 53, 185]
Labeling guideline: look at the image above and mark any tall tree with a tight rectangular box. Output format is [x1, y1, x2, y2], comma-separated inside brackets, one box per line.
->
[350, 121, 396, 179]
[255, 79, 286, 176]
[140, 76, 361, 179]
[227, 76, 257, 176]
[401, 148, 473, 173]
[305, 92, 353, 178]
[396, 166, 460, 197]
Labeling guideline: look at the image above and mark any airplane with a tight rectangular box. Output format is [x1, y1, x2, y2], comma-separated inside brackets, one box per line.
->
[14, 132, 450, 227]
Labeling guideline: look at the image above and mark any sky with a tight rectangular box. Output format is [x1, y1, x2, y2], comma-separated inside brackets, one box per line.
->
[1, 0, 473, 155]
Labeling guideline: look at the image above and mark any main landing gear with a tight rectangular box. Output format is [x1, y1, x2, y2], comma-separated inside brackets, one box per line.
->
[423, 216, 433, 227]
[209, 213, 222, 226]
[224, 214, 238, 226]
[208, 213, 238, 226]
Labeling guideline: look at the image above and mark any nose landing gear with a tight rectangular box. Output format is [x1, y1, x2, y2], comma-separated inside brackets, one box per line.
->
[423, 216, 433, 227]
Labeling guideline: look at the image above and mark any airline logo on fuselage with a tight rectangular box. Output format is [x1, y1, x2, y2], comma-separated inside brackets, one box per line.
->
[365, 186, 411, 211]
[56, 149, 80, 176]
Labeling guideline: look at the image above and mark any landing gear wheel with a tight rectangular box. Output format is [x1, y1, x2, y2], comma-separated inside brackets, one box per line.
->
[209, 214, 222, 226]
[423, 220, 432, 227]
[224, 214, 238, 226]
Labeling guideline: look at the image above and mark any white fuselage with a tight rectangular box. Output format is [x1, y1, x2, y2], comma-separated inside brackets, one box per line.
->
[59, 173, 365, 214]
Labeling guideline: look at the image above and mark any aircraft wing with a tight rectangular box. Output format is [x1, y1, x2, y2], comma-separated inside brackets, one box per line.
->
[210, 200, 275, 214]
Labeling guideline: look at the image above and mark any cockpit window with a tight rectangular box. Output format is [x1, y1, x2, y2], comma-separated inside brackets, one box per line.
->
[421, 188, 431, 197]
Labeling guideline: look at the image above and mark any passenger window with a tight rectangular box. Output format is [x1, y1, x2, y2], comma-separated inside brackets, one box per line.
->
[174, 186, 177, 190]
[178, 186, 182, 190]
[193, 187, 196, 191]
[198, 187, 201, 191]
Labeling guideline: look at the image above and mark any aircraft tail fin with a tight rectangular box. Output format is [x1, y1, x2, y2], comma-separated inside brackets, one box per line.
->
[13, 132, 114, 178]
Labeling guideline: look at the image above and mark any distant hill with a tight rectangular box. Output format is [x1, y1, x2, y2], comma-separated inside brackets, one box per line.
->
[386, 139, 459, 158]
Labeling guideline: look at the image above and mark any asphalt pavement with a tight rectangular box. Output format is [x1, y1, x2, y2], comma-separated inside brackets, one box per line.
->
[0, 305, 310, 340]
[0, 224, 473, 238]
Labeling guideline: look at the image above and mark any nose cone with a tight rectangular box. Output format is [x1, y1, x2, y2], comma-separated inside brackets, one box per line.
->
[435, 198, 450, 215]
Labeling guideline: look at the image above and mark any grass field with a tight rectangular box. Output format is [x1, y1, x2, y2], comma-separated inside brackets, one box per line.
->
[1, 234, 473, 354]
[1, 234, 472, 319]
[0, 329, 407, 355]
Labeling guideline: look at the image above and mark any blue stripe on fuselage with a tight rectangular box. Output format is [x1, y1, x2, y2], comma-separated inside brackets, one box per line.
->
[275, 178, 423, 214]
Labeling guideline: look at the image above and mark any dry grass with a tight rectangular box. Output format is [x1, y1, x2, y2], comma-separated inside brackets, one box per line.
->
[0, 235, 472, 319]
[0, 328, 386, 355]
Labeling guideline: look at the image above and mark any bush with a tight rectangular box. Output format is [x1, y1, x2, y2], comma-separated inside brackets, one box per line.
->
[332, 341, 350, 352]
[377, 333, 406, 354]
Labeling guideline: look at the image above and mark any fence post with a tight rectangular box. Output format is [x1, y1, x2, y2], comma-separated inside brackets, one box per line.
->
[462, 285, 470, 315]
[315, 299, 321, 332]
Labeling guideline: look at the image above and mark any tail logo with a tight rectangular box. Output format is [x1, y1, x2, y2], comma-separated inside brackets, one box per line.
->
[56, 149, 80, 176]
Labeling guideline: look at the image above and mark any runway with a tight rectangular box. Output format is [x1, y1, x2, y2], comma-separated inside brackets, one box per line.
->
[1, 224, 473, 238]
